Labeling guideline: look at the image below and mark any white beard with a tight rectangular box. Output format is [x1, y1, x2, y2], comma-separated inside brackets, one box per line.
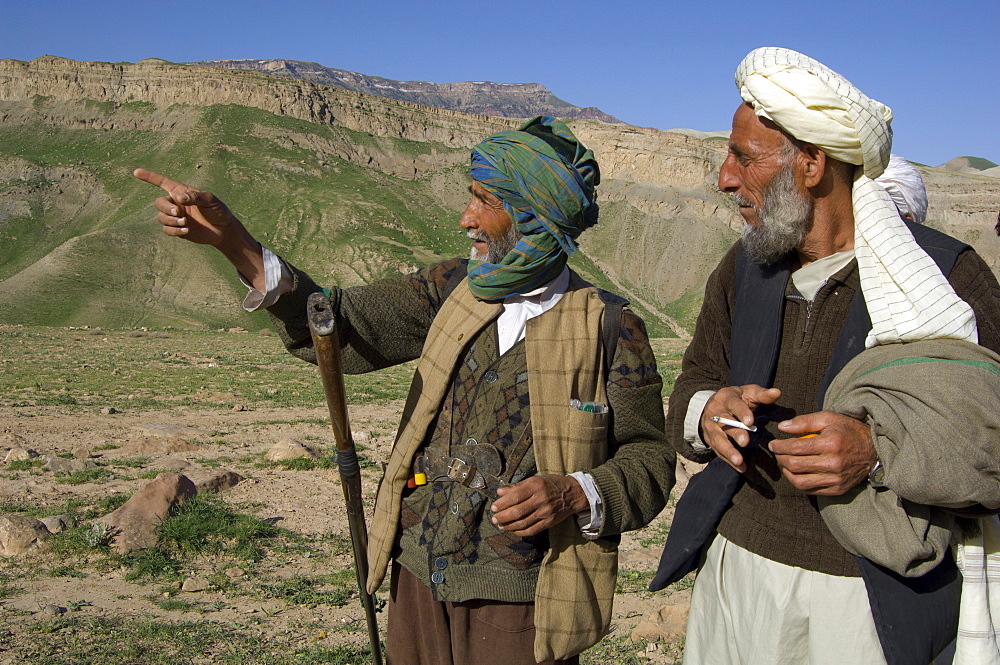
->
[736, 162, 814, 266]
[467, 225, 523, 263]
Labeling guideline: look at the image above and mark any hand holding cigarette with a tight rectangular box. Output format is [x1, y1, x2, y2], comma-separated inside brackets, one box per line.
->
[710, 416, 757, 432]
[700, 384, 782, 472]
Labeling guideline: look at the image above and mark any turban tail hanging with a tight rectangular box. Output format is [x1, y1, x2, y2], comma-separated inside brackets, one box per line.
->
[467, 116, 600, 302]
[735, 47, 977, 347]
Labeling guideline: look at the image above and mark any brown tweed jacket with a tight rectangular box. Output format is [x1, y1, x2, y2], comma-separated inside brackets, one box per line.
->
[366, 273, 620, 662]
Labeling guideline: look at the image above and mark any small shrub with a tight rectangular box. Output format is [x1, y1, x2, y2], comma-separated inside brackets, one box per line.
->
[49, 566, 88, 579]
[264, 456, 327, 471]
[81, 492, 132, 520]
[157, 494, 278, 562]
[134, 469, 180, 479]
[255, 574, 352, 607]
[123, 549, 183, 582]
[83, 522, 113, 548]
[0, 577, 21, 600]
[7, 459, 44, 471]
[36, 393, 78, 406]
[615, 569, 654, 594]
[109, 457, 149, 468]
[55, 467, 112, 485]
[149, 595, 197, 612]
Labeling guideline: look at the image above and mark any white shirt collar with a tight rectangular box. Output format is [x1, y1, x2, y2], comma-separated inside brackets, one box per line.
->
[496, 266, 570, 355]
[791, 249, 855, 301]
[502, 266, 570, 304]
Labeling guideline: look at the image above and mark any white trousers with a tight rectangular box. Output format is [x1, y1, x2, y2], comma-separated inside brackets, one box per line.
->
[683, 534, 887, 665]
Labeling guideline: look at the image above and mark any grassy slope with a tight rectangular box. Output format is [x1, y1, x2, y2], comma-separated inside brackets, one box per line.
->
[0, 99, 468, 330]
[0, 95, 687, 336]
[963, 156, 999, 171]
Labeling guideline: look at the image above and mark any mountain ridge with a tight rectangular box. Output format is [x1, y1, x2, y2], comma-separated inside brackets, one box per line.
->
[1, 56, 998, 334]
[190, 58, 623, 124]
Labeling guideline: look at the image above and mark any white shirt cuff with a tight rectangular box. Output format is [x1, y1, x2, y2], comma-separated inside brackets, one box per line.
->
[568, 471, 603, 536]
[241, 246, 293, 311]
[684, 390, 716, 453]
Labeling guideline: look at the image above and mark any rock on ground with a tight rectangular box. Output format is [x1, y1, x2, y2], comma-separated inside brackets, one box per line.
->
[4, 447, 37, 463]
[44, 457, 96, 473]
[265, 439, 319, 461]
[98, 472, 197, 553]
[191, 470, 245, 494]
[39, 514, 76, 534]
[118, 436, 201, 455]
[181, 577, 210, 592]
[0, 515, 51, 557]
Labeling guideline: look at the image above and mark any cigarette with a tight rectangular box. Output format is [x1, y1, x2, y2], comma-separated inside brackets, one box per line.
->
[710, 416, 757, 432]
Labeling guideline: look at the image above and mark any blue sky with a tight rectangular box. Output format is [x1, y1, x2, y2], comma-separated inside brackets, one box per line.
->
[2, 0, 997, 167]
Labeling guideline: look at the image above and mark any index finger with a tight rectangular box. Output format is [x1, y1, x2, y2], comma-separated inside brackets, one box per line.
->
[491, 479, 535, 512]
[133, 168, 188, 195]
[769, 433, 821, 456]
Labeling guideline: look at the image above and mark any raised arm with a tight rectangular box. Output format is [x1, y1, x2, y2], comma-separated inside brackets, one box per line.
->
[133, 168, 265, 291]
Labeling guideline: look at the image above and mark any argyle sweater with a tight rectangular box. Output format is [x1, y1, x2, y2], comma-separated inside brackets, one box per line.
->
[395, 326, 543, 602]
[267, 257, 675, 658]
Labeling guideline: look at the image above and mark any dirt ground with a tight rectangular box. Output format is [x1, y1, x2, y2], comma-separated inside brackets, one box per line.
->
[0, 397, 696, 664]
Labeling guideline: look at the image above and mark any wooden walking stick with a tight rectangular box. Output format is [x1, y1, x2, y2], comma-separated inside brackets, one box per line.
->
[306, 291, 383, 665]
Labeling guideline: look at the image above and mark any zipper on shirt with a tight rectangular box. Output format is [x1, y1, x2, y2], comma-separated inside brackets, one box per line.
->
[786, 293, 814, 345]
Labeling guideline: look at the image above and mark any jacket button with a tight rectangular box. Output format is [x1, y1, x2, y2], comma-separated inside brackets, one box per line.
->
[431, 571, 445, 584]
[434, 557, 448, 570]
[484, 370, 499, 383]
[451, 502, 460, 514]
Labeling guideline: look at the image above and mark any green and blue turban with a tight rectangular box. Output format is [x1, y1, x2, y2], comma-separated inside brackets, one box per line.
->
[466, 116, 600, 302]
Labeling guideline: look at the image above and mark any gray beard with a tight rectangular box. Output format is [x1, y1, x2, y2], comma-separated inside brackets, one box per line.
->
[468, 224, 524, 264]
[737, 163, 814, 266]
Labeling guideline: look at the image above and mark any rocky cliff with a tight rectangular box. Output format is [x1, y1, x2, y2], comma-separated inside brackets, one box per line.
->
[0, 57, 519, 147]
[1, 56, 998, 333]
[192, 59, 623, 124]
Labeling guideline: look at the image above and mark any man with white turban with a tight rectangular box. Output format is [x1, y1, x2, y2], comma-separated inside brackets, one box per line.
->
[651, 47, 1000, 664]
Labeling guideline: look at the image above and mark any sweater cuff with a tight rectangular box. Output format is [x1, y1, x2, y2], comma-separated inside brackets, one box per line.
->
[684, 390, 716, 453]
[241, 246, 293, 311]
[568, 471, 603, 537]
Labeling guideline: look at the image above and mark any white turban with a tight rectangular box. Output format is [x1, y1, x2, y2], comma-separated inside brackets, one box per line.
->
[736, 47, 976, 348]
[875, 154, 928, 224]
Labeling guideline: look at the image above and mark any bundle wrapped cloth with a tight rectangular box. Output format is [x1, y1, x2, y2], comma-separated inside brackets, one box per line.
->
[819, 338, 1000, 661]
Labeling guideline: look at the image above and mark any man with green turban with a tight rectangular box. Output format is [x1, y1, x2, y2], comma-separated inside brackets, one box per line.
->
[135, 116, 675, 664]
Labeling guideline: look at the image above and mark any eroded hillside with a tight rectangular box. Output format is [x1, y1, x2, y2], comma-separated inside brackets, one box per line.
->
[1, 56, 998, 335]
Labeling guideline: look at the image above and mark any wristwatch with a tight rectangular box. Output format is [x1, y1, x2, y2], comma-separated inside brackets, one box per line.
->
[868, 458, 886, 489]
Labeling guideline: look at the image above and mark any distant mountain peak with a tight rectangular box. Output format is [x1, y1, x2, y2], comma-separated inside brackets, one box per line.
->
[190, 58, 623, 124]
[937, 155, 1000, 176]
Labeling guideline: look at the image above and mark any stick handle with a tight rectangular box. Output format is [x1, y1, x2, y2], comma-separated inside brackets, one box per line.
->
[306, 292, 383, 665]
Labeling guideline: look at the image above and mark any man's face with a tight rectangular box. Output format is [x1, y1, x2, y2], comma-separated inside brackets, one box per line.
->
[460, 180, 521, 263]
[719, 104, 814, 265]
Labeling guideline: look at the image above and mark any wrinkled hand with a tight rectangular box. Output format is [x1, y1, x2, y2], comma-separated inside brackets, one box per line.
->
[134, 168, 264, 289]
[770, 411, 876, 496]
[490, 475, 588, 537]
[133, 168, 243, 247]
[701, 384, 781, 472]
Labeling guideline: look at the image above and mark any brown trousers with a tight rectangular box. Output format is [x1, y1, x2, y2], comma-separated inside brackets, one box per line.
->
[386, 562, 579, 665]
